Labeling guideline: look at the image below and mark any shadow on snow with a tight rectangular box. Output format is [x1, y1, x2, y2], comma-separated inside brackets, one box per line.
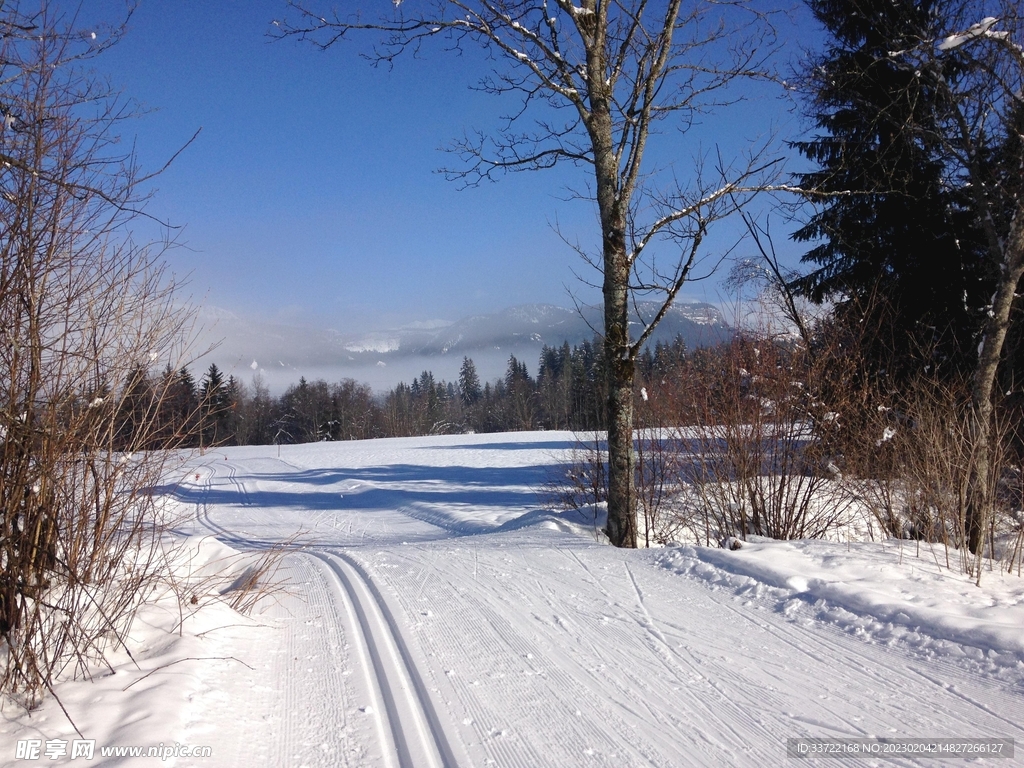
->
[153, 461, 596, 542]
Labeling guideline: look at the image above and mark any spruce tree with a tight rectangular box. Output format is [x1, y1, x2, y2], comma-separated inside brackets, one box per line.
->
[168, 367, 199, 445]
[792, 0, 989, 378]
[458, 357, 481, 406]
[199, 363, 228, 446]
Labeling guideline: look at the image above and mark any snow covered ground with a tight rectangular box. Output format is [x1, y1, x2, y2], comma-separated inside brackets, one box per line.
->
[3, 431, 1023, 766]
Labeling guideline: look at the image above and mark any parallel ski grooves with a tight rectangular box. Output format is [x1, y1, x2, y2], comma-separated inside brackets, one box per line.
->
[195, 463, 460, 767]
[312, 551, 458, 768]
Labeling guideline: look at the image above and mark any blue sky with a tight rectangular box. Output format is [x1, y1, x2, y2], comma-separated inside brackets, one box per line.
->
[88, 0, 812, 335]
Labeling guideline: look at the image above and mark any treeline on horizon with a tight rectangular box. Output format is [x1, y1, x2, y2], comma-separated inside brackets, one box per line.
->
[114, 335, 697, 449]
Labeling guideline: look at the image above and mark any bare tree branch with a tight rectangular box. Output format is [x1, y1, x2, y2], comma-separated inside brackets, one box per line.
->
[276, 0, 785, 548]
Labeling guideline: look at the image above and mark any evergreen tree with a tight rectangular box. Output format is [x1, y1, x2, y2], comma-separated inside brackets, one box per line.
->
[537, 343, 573, 428]
[240, 373, 277, 446]
[383, 382, 415, 437]
[570, 338, 606, 430]
[115, 365, 155, 450]
[199, 363, 230, 446]
[458, 357, 482, 406]
[791, 0, 989, 378]
[503, 355, 535, 430]
[163, 366, 199, 445]
[280, 377, 327, 443]
[222, 375, 241, 445]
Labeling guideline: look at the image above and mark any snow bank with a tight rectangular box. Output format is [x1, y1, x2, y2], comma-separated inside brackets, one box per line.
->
[0, 535, 276, 767]
[658, 538, 1024, 666]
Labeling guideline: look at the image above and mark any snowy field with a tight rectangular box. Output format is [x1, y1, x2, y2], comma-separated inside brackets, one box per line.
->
[2, 431, 1024, 766]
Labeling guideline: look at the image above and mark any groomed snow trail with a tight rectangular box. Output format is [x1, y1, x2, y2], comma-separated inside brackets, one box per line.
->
[183, 434, 1024, 766]
[193, 459, 459, 768]
[311, 550, 458, 768]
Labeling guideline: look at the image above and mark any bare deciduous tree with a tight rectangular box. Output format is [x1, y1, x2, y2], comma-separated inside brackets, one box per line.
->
[277, 0, 780, 546]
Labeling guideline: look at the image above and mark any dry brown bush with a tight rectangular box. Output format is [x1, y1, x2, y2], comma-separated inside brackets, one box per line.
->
[666, 335, 861, 545]
[843, 377, 1022, 580]
[0, 5, 199, 707]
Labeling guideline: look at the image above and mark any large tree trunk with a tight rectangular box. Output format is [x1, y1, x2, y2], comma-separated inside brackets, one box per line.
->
[966, 212, 1024, 555]
[604, 245, 638, 548]
[586, 30, 639, 548]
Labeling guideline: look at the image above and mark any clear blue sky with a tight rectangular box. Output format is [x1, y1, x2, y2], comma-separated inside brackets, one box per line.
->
[88, 0, 812, 334]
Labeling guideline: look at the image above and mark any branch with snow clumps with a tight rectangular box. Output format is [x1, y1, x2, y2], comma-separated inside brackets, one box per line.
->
[937, 17, 1008, 51]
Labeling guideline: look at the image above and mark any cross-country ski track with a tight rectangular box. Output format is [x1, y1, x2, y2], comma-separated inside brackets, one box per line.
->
[195, 460, 459, 768]
[6, 432, 1020, 768]
[164, 433, 1024, 767]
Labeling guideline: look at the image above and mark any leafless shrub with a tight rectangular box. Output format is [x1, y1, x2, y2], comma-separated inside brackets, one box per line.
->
[672, 337, 860, 544]
[544, 424, 696, 546]
[543, 432, 607, 522]
[546, 332, 863, 547]
[0, 5, 198, 707]
[845, 377, 1021, 579]
[634, 398, 690, 546]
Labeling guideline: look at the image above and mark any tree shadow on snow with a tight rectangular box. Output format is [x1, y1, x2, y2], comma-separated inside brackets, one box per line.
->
[153, 461, 584, 540]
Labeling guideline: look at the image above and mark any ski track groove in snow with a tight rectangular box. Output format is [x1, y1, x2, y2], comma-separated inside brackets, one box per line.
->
[650, 555, 1024, 762]
[268, 555, 360, 767]
[673, 559, 1024, 733]
[620, 560, 766, 751]
[554, 549, 771, 760]
[371, 543, 771, 767]
[167, 436, 1024, 767]
[196, 460, 460, 768]
[191, 462, 369, 767]
[364, 548, 604, 767]
[311, 550, 460, 768]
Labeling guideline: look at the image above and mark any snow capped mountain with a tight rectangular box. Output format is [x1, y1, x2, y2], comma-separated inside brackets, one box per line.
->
[198, 301, 729, 391]
[343, 335, 403, 354]
[342, 301, 728, 358]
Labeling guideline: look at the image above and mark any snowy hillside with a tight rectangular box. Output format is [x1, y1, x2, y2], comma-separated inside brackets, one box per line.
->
[2, 432, 1021, 767]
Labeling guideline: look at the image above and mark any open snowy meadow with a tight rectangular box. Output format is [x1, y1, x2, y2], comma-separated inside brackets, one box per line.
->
[3, 431, 1023, 766]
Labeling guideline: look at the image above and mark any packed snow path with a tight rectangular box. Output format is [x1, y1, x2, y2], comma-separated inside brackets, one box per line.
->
[183, 433, 1023, 767]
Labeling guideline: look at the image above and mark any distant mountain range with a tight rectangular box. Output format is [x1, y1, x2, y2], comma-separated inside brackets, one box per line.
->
[196, 301, 730, 392]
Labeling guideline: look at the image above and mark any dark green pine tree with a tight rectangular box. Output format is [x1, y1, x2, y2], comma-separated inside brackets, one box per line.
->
[458, 356, 481, 406]
[115, 365, 154, 450]
[504, 355, 535, 430]
[791, 0, 990, 379]
[163, 366, 200, 445]
[199, 363, 229, 446]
